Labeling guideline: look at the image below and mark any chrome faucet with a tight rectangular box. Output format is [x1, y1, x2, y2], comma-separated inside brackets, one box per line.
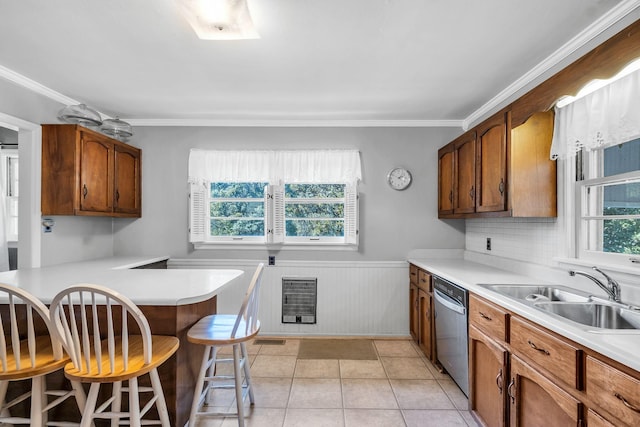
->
[568, 267, 621, 303]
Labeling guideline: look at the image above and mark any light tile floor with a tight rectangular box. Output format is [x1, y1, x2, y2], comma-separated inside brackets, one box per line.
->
[190, 339, 480, 427]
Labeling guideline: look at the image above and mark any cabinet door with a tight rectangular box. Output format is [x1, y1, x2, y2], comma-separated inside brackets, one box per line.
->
[418, 288, 432, 359]
[79, 133, 113, 214]
[476, 111, 508, 213]
[454, 132, 476, 214]
[587, 409, 617, 427]
[114, 144, 141, 216]
[438, 145, 455, 216]
[508, 355, 582, 427]
[469, 325, 508, 427]
[409, 283, 419, 342]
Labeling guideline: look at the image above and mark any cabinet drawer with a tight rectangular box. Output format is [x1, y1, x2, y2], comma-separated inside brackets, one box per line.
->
[409, 264, 418, 285]
[510, 316, 581, 389]
[587, 356, 640, 426]
[469, 294, 508, 343]
[417, 269, 431, 292]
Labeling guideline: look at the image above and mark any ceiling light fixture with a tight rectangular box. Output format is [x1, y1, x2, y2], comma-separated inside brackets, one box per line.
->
[177, 0, 259, 40]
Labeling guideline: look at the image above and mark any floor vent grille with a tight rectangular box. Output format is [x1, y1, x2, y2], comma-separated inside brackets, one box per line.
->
[282, 277, 317, 324]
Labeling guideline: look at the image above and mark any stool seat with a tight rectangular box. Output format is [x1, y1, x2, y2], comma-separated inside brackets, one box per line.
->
[188, 315, 260, 346]
[64, 335, 179, 383]
[0, 336, 69, 380]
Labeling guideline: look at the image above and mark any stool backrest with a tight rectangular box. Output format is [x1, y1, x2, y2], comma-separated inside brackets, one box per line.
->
[0, 283, 64, 372]
[50, 284, 153, 374]
[231, 263, 264, 339]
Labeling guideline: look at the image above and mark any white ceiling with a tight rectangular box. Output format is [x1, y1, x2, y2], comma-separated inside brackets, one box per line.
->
[0, 0, 634, 126]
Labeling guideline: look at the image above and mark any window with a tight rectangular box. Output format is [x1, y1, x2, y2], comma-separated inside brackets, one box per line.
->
[577, 138, 640, 262]
[551, 62, 640, 266]
[0, 151, 18, 242]
[188, 150, 361, 247]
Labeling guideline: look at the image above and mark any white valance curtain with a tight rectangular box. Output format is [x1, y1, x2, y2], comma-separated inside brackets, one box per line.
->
[550, 67, 640, 159]
[188, 149, 362, 183]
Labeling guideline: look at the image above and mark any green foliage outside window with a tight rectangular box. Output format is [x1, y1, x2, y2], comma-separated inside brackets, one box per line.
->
[603, 207, 640, 254]
[207, 182, 348, 239]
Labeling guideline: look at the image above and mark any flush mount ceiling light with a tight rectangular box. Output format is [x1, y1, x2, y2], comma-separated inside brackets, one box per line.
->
[177, 0, 259, 40]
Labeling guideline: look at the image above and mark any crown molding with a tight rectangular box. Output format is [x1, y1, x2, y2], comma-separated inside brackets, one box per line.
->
[0, 65, 79, 106]
[125, 118, 463, 128]
[462, 0, 640, 130]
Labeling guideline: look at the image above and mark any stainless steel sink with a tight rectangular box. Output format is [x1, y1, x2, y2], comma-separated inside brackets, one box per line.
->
[534, 302, 640, 330]
[481, 284, 592, 302]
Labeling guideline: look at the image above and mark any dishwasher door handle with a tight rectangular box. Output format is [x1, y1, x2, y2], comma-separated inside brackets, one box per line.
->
[434, 289, 466, 315]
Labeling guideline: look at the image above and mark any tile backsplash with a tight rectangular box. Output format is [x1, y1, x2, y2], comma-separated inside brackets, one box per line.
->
[465, 217, 560, 266]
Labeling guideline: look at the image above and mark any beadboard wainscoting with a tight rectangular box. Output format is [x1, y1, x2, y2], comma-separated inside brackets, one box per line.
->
[168, 259, 409, 337]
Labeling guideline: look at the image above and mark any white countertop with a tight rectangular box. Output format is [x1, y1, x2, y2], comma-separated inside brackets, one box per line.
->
[0, 256, 244, 306]
[409, 257, 640, 373]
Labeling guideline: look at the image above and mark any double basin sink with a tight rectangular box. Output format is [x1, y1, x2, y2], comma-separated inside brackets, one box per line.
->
[480, 284, 640, 331]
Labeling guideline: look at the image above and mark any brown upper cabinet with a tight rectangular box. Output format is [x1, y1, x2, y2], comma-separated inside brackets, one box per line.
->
[42, 124, 142, 218]
[438, 109, 556, 219]
[437, 145, 455, 215]
[476, 111, 508, 213]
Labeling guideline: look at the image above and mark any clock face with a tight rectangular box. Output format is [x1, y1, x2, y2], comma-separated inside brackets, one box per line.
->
[387, 167, 412, 190]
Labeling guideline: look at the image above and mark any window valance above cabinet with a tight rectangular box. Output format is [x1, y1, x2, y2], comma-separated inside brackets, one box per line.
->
[551, 66, 640, 160]
[188, 149, 362, 184]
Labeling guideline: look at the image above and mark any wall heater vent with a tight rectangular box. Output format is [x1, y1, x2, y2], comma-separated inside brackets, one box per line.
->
[282, 277, 317, 324]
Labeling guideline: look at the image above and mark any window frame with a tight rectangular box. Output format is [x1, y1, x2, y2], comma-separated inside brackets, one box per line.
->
[574, 143, 640, 266]
[0, 149, 18, 243]
[190, 180, 359, 249]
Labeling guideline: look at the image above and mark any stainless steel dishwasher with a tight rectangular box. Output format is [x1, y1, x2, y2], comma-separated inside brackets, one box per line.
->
[433, 275, 469, 397]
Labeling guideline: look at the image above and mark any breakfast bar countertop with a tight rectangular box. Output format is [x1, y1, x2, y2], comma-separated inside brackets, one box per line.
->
[0, 256, 244, 306]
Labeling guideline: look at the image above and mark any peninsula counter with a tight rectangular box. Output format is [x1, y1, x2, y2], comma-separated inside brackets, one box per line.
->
[0, 256, 245, 427]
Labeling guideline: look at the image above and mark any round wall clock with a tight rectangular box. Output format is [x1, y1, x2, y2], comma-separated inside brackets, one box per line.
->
[387, 167, 412, 190]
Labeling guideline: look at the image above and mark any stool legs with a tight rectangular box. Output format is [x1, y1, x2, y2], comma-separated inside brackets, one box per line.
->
[150, 368, 172, 426]
[189, 343, 255, 427]
[232, 344, 245, 426]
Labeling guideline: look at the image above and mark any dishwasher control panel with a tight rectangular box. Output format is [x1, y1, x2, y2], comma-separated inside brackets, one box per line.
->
[433, 276, 467, 307]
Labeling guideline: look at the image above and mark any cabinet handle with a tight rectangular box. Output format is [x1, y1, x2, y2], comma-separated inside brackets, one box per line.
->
[82, 184, 88, 199]
[615, 392, 640, 413]
[479, 311, 492, 321]
[115, 190, 120, 202]
[507, 379, 515, 404]
[527, 340, 550, 355]
[498, 178, 505, 195]
[448, 190, 453, 202]
[496, 368, 503, 394]
[469, 186, 474, 200]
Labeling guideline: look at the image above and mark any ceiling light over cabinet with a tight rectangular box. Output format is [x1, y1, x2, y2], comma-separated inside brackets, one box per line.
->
[177, 0, 259, 40]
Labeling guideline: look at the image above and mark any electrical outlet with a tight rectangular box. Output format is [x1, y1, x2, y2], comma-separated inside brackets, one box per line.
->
[486, 238, 492, 251]
[268, 256, 275, 266]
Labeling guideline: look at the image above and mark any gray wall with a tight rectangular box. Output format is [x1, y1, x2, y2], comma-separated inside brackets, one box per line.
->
[113, 126, 465, 261]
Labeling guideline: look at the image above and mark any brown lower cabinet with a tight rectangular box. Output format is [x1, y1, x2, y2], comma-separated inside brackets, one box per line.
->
[469, 293, 640, 427]
[508, 354, 582, 426]
[408, 264, 435, 362]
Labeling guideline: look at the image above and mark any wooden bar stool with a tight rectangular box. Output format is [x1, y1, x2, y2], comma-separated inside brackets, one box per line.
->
[0, 282, 86, 426]
[187, 263, 264, 427]
[49, 284, 179, 427]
